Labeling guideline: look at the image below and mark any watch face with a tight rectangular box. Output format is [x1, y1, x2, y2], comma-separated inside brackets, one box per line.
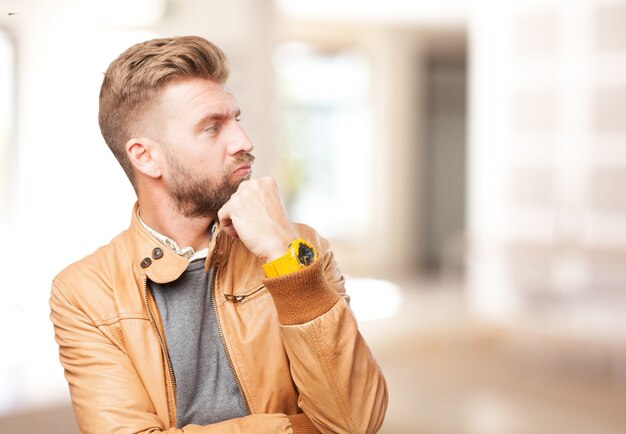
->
[297, 243, 316, 266]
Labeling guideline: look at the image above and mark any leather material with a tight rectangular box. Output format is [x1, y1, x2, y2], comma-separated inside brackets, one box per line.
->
[50, 203, 388, 433]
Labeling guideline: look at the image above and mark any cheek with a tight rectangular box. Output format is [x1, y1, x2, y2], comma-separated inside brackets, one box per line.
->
[199, 148, 228, 169]
[194, 156, 227, 179]
[180, 143, 228, 175]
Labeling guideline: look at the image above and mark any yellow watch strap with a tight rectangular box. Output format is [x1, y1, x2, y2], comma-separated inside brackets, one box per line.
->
[263, 239, 317, 278]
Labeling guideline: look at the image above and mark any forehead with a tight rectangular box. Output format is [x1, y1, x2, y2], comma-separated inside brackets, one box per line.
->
[157, 78, 238, 120]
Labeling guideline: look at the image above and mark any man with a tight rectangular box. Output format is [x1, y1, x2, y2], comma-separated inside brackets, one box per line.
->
[50, 36, 387, 434]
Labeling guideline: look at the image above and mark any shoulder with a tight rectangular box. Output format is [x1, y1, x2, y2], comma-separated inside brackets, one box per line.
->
[52, 230, 130, 304]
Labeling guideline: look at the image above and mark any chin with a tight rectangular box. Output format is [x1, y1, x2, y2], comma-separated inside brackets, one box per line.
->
[233, 172, 252, 183]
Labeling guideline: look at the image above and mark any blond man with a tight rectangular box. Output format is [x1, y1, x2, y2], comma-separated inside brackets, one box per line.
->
[50, 36, 387, 434]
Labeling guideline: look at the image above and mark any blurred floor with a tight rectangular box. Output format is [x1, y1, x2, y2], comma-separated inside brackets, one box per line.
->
[2, 277, 626, 434]
[0, 404, 77, 434]
[359, 277, 626, 434]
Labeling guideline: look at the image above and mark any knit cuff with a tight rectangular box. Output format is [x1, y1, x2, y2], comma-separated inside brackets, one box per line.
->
[263, 259, 340, 325]
[287, 413, 320, 434]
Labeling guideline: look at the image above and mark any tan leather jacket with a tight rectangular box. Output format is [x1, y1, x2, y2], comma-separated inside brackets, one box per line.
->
[50, 204, 388, 434]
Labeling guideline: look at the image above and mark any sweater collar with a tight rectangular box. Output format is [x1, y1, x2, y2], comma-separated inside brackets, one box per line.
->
[136, 209, 212, 262]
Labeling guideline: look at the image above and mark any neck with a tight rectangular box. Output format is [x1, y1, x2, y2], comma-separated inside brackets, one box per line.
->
[137, 195, 214, 253]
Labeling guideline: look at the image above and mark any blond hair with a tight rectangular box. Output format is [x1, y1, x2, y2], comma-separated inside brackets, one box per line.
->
[98, 36, 230, 187]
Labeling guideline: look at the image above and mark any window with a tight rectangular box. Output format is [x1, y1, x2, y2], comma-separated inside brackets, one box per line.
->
[274, 43, 372, 240]
[0, 28, 14, 220]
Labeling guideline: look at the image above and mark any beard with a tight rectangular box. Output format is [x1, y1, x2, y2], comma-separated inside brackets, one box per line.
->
[164, 152, 255, 219]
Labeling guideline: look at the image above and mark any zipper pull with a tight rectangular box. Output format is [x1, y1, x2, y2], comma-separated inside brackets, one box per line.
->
[224, 294, 246, 303]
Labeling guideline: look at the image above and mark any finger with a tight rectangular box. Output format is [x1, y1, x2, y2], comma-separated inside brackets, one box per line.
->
[217, 202, 239, 238]
[221, 224, 238, 239]
[217, 201, 231, 226]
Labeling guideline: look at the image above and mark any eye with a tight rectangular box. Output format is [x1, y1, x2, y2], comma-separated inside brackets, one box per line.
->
[204, 123, 220, 135]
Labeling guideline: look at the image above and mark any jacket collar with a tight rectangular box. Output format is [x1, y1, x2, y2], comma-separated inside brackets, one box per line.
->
[123, 202, 228, 284]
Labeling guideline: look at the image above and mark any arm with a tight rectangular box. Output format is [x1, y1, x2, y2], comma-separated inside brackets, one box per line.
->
[217, 178, 388, 433]
[50, 280, 295, 434]
[263, 233, 388, 434]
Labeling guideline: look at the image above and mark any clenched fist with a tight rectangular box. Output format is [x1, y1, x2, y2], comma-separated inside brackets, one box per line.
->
[217, 176, 298, 262]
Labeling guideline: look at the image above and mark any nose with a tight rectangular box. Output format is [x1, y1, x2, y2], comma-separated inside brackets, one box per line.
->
[227, 122, 254, 155]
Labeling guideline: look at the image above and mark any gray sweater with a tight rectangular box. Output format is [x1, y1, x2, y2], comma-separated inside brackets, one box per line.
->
[150, 259, 247, 427]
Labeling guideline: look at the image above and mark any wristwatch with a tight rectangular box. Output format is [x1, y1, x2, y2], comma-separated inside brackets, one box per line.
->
[263, 238, 317, 278]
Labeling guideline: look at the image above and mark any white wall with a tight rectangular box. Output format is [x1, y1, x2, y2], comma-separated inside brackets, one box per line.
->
[467, 0, 626, 329]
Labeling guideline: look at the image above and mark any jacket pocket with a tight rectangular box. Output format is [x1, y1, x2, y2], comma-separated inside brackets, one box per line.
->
[224, 284, 267, 304]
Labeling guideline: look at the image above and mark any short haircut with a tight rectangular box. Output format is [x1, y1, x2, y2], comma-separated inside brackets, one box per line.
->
[98, 36, 230, 187]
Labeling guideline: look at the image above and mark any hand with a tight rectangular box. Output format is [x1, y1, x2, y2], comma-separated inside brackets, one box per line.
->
[217, 176, 298, 261]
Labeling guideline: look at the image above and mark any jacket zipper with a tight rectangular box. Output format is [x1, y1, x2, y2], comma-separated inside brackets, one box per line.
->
[210, 264, 251, 415]
[143, 276, 177, 425]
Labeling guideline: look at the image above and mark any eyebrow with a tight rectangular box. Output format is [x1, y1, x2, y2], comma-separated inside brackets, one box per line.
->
[194, 108, 241, 132]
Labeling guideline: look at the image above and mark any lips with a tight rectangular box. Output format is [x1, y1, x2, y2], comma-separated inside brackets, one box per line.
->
[233, 164, 252, 176]
[232, 153, 255, 176]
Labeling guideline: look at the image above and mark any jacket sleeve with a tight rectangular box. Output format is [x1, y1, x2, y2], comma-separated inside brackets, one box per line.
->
[50, 280, 305, 434]
[262, 230, 389, 434]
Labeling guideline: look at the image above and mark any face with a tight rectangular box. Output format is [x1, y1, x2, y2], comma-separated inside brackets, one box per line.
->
[155, 78, 254, 218]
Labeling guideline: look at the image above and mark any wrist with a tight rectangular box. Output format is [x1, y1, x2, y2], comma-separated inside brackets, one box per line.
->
[263, 231, 298, 262]
[265, 242, 291, 262]
[263, 259, 340, 325]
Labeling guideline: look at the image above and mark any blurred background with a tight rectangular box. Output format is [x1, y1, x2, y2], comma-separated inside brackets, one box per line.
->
[1, 0, 626, 432]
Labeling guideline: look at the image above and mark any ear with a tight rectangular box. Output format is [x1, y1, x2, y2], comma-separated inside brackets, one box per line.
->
[125, 137, 163, 179]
